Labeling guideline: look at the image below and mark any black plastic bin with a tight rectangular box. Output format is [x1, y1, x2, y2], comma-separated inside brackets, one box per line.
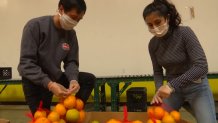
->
[127, 87, 147, 112]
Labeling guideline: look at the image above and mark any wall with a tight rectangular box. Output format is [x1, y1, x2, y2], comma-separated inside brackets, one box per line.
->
[0, 0, 218, 78]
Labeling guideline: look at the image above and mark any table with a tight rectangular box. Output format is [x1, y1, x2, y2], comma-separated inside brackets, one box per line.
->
[84, 112, 190, 123]
[0, 79, 22, 94]
[0, 119, 10, 123]
[93, 73, 218, 112]
[94, 75, 154, 111]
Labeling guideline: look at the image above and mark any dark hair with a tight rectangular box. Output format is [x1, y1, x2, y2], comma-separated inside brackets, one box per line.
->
[58, 0, 86, 13]
[143, 0, 181, 29]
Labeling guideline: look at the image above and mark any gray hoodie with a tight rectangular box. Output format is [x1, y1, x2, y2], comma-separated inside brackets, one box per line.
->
[18, 16, 79, 89]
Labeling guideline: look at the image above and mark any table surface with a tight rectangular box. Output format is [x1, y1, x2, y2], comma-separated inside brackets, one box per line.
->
[0, 119, 10, 123]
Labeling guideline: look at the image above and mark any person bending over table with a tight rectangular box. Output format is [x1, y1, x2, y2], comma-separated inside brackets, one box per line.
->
[142, 0, 216, 122]
[18, 0, 95, 115]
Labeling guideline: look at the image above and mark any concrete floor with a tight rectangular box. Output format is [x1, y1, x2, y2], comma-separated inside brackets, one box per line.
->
[0, 103, 217, 123]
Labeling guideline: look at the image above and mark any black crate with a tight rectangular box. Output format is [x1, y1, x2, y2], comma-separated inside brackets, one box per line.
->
[127, 87, 147, 112]
[0, 67, 12, 80]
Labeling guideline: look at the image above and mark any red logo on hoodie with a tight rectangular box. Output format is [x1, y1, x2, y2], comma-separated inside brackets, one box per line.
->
[62, 43, 70, 51]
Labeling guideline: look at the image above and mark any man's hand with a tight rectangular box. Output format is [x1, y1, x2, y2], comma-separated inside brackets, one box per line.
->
[48, 81, 71, 98]
[69, 80, 80, 94]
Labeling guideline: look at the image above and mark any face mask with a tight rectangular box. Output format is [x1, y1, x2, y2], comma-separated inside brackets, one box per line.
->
[149, 21, 169, 37]
[59, 13, 78, 30]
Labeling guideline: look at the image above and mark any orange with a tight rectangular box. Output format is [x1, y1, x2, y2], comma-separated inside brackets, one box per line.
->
[55, 103, 66, 116]
[65, 109, 80, 122]
[59, 119, 66, 123]
[63, 95, 76, 109]
[75, 98, 84, 111]
[170, 110, 181, 122]
[162, 114, 176, 123]
[77, 110, 86, 123]
[153, 106, 165, 120]
[131, 120, 143, 123]
[34, 110, 47, 119]
[34, 117, 50, 123]
[147, 107, 155, 118]
[146, 119, 153, 123]
[47, 111, 60, 122]
[164, 111, 170, 116]
[106, 119, 122, 123]
[146, 119, 161, 123]
[52, 122, 59, 123]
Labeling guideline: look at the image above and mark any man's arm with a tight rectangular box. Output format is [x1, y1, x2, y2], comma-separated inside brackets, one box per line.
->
[17, 21, 51, 88]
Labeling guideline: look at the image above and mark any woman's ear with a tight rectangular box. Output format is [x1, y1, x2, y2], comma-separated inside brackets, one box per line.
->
[167, 14, 170, 20]
[58, 5, 64, 14]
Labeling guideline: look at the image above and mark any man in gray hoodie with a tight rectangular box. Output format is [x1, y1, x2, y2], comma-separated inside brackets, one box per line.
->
[18, 0, 95, 115]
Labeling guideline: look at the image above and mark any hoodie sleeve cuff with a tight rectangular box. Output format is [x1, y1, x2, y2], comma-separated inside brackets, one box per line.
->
[42, 77, 51, 89]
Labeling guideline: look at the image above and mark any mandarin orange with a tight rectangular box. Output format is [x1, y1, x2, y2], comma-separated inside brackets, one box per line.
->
[154, 106, 165, 120]
[55, 103, 66, 116]
[170, 110, 181, 122]
[75, 98, 84, 111]
[63, 95, 76, 109]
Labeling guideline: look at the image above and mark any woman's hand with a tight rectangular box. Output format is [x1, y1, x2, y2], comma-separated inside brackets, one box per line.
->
[151, 92, 163, 104]
[157, 84, 173, 98]
[151, 84, 174, 104]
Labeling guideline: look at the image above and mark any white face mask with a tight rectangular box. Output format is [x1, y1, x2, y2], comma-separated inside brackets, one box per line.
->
[59, 13, 78, 30]
[148, 21, 169, 37]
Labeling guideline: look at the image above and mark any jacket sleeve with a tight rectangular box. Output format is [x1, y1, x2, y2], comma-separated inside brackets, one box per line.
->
[148, 39, 164, 91]
[63, 31, 79, 82]
[17, 21, 51, 88]
[168, 26, 208, 89]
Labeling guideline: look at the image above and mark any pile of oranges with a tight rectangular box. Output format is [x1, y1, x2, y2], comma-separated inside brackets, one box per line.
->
[146, 106, 181, 123]
[30, 95, 85, 123]
[106, 119, 143, 123]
